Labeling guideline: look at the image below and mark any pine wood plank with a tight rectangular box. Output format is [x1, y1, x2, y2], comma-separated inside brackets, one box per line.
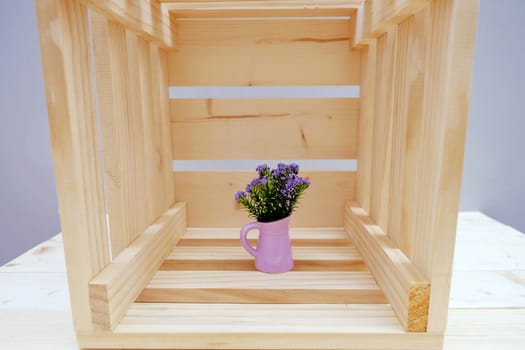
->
[369, 29, 396, 230]
[345, 203, 430, 332]
[89, 203, 186, 330]
[356, 42, 376, 213]
[353, 0, 429, 47]
[137, 38, 168, 224]
[90, 15, 141, 256]
[409, 0, 479, 332]
[163, 0, 360, 8]
[396, 8, 429, 257]
[142, 270, 381, 290]
[170, 8, 356, 18]
[138, 265, 386, 304]
[158, 48, 176, 208]
[162, 244, 367, 271]
[34, 0, 111, 331]
[80, 0, 176, 48]
[170, 98, 358, 159]
[161, 259, 367, 271]
[182, 227, 351, 240]
[173, 171, 355, 227]
[176, 238, 353, 247]
[169, 19, 360, 86]
[168, 246, 361, 261]
[78, 303, 443, 349]
[449, 270, 525, 308]
[163, 0, 360, 18]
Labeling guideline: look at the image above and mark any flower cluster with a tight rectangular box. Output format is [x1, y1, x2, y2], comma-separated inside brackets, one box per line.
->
[235, 163, 310, 222]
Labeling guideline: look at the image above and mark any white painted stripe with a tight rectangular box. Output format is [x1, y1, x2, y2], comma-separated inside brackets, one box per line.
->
[172, 160, 357, 172]
[169, 86, 360, 99]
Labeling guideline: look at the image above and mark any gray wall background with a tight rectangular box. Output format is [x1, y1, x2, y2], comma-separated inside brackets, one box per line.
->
[0, 0, 524, 265]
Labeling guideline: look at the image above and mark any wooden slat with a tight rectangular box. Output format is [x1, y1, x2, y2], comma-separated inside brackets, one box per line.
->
[78, 304, 443, 350]
[168, 246, 361, 261]
[353, 0, 429, 47]
[158, 49, 176, 208]
[163, 0, 359, 18]
[137, 38, 167, 224]
[138, 270, 386, 303]
[80, 0, 176, 48]
[90, 15, 140, 255]
[91, 15, 175, 254]
[345, 203, 430, 332]
[368, 29, 396, 230]
[410, 0, 479, 332]
[386, 15, 410, 245]
[177, 238, 353, 247]
[356, 42, 376, 213]
[395, 9, 429, 254]
[149, 44, 176, 211]
[183, 227, 351, 240]
[170, 8, 356, 18]
[162, 243, 366, 271]
[170, 99, 358, 159]
[161, 259, 366, 271]
[89, 203, 186, 330]
[173, 171, 355, 227]
[169, 19, 360, 86]
[34, 0, 111, 331]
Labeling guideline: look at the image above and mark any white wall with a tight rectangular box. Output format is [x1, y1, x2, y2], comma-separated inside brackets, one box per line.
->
[460, 0, 525, 233]
[0, 1, 60, 265]
[0, 0, 523, 265]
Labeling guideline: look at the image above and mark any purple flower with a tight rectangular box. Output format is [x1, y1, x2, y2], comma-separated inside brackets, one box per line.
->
[256, 164, 269, 175]
[235, 191, 245, 201]
[277, 163, 286, 171]
[289, 163, 299, 174]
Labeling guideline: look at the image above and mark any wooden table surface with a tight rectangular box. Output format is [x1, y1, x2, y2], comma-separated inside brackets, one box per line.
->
[0, 212, 524, 350]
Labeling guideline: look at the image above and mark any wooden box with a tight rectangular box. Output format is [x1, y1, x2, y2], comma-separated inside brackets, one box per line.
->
[34, 0, 479, 349]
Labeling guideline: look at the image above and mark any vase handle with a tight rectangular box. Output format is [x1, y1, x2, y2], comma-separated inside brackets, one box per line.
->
[240, 221, 260, 257]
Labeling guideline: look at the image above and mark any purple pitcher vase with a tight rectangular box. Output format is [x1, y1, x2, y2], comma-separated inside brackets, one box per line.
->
[240, 216, 294, 274]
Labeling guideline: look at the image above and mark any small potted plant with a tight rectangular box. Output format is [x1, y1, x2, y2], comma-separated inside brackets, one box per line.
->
[235, 163, 310, 273]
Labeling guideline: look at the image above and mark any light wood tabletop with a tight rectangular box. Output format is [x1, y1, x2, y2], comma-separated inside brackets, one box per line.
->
[0, 212, 524, 350]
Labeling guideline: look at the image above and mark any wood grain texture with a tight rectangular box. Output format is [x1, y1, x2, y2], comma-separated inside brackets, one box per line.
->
[173, 171, 355, 227]
[182, 227, 351, 240]
[89, 203, 186, 330]
[345, 203, 430, 332]
[168, 19, 360, 86]
[394, 8, 429, 256]
[149, 43, 176, 211]
[2, 213, 521, 350]
[138, 270, 386, 304]
[90, 15, 140, 256]
[408, 0, 479, 332]
[356, 42, 376, 213]
[90, 16, 175, 256]
[163, 1, 360, 18]
[78, 303, 443, 350]
[162, 239, 366, 271]
[353, 0, 429, 47]
[170, 98, 358, 159]
[34, 0, 111, 331]
[368, 29, 397, 230]
[81, 0, 176, 48]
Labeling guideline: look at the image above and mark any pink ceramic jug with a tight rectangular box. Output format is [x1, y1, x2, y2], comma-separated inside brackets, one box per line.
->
[240, 216, 294, 273]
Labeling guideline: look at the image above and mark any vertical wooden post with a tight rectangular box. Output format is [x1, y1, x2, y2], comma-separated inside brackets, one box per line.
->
[356, 42, 376, 213]
[412, 0, 479, 332]
[34, 0, 110, 331]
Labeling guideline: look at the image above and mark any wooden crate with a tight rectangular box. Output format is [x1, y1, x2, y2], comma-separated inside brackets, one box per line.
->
[34, 0, 479, 349]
